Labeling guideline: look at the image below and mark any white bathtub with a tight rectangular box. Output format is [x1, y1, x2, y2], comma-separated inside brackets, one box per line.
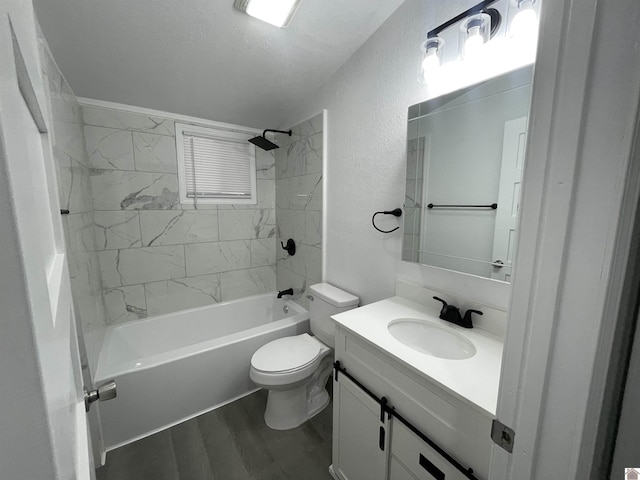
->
[94, 293, 309, 450]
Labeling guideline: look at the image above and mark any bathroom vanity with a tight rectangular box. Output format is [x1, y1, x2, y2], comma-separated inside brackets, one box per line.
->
[329, 282, 504, 480]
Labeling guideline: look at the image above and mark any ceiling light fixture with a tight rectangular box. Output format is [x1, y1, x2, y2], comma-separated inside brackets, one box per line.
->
[233, 0, 302, 28]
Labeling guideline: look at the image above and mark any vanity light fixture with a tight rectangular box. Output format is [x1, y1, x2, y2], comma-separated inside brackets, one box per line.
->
[233, 0, 302, 28]
[420, 37, 445, 83]
[419, 0, 504, 81]
[511, 0, 538, 38]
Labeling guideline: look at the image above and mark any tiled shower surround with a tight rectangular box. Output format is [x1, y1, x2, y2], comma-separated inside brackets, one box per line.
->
[402, 137, 425, 263]
[274, 114, 324, 309]
[40, 42, 107, 370]
[82, 104, 281, 323]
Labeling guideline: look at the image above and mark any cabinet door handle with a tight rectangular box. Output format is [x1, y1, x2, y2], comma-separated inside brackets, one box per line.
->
[378, 426, 385, 451]
[419, 453, 445, 480]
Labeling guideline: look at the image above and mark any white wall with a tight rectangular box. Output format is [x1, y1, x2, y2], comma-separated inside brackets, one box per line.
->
[283, 0, 516, 309]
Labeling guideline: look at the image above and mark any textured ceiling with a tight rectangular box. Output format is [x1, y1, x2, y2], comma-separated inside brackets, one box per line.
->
[34, 0, 406, 128]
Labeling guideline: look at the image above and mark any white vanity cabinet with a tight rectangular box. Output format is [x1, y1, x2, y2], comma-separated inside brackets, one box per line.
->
[331, 324, 493, 480]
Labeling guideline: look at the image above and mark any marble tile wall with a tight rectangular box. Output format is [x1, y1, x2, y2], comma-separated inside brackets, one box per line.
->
[82, 104, 277, 323]
[40, 44, 107, 373]
[402, 137, 425, 263]
[274, 113, 324, 309]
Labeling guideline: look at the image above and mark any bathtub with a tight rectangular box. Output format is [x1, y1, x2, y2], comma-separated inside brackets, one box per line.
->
[94, 293, 309, 450]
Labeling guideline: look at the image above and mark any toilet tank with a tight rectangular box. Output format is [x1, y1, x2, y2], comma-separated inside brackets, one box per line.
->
[308, 283, 359, 348]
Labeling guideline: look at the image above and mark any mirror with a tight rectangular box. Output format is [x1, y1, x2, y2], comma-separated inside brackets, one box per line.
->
[403, 66, 533, 282]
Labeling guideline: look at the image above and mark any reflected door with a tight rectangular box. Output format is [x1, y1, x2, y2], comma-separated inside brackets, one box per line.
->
[491, 117, 528, 281]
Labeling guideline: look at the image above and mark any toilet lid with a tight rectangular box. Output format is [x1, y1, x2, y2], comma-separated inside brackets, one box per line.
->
[251, 334, 322, 373]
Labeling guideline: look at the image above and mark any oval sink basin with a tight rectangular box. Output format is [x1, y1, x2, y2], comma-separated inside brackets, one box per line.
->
[388, 318, 476, 360]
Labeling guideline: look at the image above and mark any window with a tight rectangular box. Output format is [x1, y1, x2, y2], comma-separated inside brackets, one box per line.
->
[176, 123, 256, 205]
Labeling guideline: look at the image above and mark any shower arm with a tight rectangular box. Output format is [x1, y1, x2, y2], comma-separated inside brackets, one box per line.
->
[261, 129, 292, 138]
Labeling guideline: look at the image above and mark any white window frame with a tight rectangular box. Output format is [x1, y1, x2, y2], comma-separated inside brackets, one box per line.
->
[175, 122, 257, 205]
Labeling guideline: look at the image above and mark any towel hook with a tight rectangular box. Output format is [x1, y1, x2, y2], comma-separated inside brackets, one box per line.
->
[281, 238, 296, 256]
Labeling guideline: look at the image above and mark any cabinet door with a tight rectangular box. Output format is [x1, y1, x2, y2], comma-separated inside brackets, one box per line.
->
[332, 374, 390, 480]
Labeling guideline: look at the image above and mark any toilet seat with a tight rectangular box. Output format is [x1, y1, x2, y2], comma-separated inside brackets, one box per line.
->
[251, 333, 322, 374]
[250, 334, 331, 387]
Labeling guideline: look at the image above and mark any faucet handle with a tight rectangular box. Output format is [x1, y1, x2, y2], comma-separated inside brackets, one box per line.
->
[462, 309, 483, 327]
[433, 296, 461, 324]
[432, 296, 448, 313]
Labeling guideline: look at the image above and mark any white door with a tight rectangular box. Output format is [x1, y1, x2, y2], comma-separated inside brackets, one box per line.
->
[0, 9, 93, 480]
[332, 373, 390, 480]
[491, 116, 528, 282]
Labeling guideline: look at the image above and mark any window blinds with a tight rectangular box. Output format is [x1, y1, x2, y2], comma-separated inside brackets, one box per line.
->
[182, 132, 253, 199]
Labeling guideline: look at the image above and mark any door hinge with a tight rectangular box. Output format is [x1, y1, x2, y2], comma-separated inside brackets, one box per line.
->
[491, 419, 515, 453]
[84, 380, 117, 412]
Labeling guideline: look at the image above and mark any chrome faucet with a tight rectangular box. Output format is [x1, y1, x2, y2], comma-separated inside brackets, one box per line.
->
[432, 296, 483, 329]
[277, 288, 294, 299]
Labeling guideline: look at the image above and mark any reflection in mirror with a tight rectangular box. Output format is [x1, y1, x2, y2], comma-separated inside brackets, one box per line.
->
[403, 66, 533, 282]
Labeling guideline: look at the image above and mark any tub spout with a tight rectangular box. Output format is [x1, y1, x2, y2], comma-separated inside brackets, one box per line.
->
[277, 288, 294, 298]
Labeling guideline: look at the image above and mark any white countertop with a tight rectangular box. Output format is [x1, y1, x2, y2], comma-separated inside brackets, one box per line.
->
[332, 296, 503, 416]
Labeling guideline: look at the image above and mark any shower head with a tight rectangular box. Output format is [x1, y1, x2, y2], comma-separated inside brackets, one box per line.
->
[248, 129, 292, 151]
[248, 136, 279, 151]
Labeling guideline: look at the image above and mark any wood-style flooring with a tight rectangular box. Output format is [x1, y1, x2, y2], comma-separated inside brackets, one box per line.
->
[96, 390, 334, 480]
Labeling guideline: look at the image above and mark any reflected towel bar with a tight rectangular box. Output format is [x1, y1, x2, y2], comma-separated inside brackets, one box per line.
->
[427, 203, 497, 209]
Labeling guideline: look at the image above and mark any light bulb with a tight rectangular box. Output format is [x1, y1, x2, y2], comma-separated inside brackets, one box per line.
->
[464, 25, 486, 59]
[459, 14, 490, 60]
[422, 48, 440, 73]
[511, 0, 538, 38]
[419, 37, 444, 84]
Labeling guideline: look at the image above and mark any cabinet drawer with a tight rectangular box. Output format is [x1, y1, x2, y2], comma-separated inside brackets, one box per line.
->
[390, 420, 471, 480]
[390, 457, 420, 480]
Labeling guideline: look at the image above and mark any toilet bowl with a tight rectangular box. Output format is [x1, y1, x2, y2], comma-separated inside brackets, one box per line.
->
[249, 283, 359, 430]
[250, 333, 333, 429]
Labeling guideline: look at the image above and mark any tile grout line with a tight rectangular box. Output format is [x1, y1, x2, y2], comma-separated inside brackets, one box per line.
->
[136, 210, 143, 248]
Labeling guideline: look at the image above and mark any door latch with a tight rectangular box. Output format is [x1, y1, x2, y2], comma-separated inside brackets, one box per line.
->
[491, 419, 515, 453]
[84, 380, 117, 412]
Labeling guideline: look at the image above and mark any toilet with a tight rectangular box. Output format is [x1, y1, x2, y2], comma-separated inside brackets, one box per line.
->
[250, 283, 359, 430]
